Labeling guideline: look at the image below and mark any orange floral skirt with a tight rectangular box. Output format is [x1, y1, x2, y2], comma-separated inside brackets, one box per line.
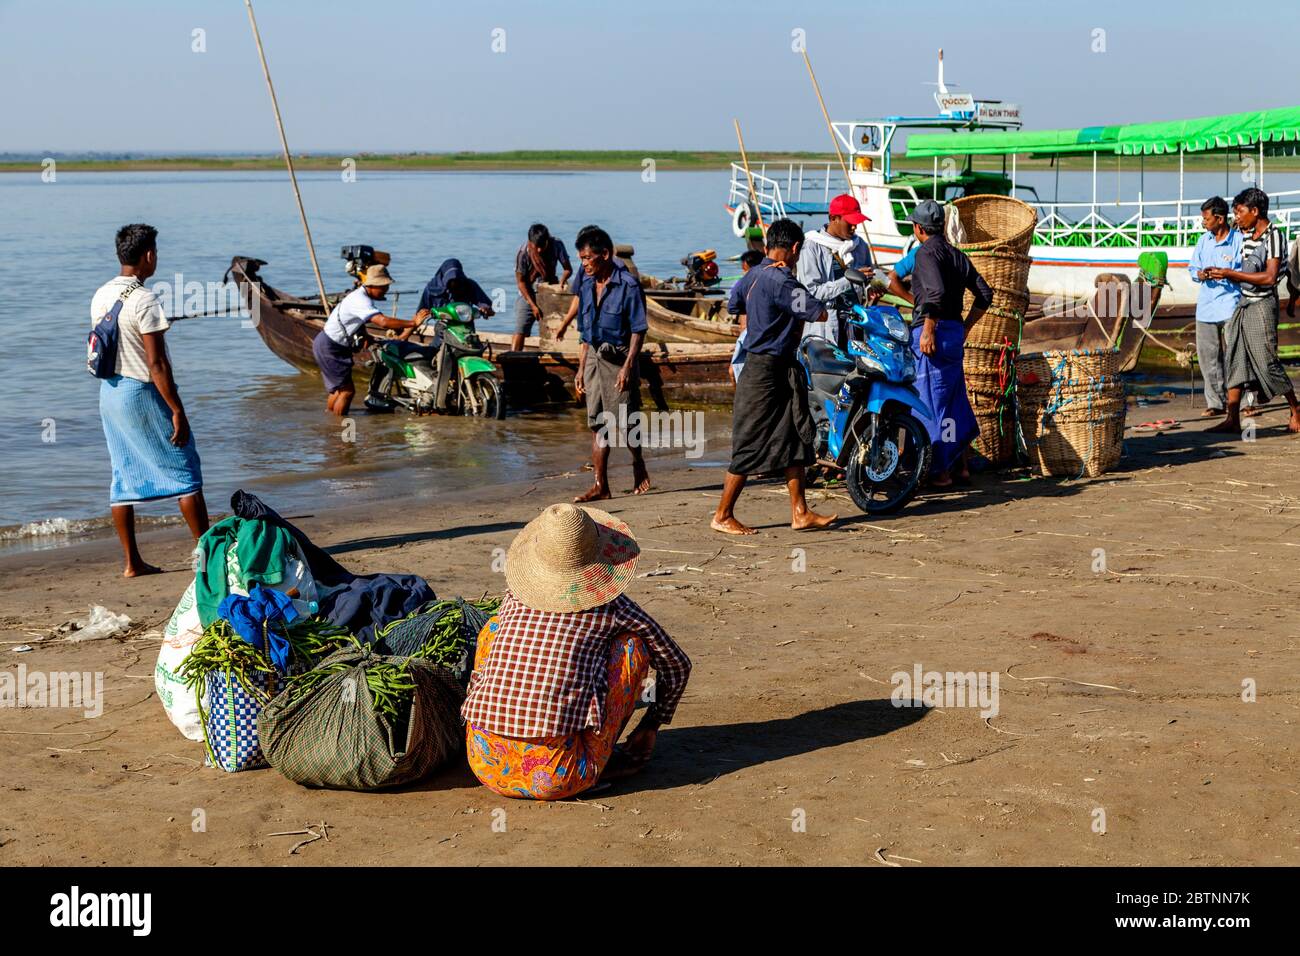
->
[465, 617, 649, 800]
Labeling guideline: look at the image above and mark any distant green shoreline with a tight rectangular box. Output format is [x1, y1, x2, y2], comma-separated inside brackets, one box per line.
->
[3, 150, 1297, 174]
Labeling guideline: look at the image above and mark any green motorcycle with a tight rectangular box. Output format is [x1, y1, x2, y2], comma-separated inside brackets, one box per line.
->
[364, 302, 505, 419]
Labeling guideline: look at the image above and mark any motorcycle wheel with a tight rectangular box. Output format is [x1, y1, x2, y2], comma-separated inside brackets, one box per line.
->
[845, 412, 931, 515]
[459, 373, 506, 420]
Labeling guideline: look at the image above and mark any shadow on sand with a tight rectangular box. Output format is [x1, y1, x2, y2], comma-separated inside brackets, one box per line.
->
[324, 519, 527, 556]
[629, 697, 927, 792]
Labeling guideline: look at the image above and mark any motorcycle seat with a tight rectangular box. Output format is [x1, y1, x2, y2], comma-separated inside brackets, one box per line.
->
[387, 340, 439, 362]
[800, 337, 855, 377]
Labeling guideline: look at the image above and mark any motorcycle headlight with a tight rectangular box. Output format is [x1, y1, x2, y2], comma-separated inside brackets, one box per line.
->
[854, 345, 886, 376]
[883, 312, 909, 343]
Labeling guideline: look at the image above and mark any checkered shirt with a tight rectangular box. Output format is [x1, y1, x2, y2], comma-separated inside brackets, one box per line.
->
[461, 592, 691, 739]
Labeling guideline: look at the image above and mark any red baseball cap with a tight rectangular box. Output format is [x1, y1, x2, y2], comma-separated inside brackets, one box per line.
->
[828, 193, 870, 224]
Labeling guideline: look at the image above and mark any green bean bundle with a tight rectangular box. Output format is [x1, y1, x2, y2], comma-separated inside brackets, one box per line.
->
[179, 620, 278, 701]
[415, 596, 502, 666]
[281, 637, 417, 726]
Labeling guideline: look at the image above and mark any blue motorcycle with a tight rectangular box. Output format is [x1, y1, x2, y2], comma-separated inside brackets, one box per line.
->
[797, 270, 933, 514]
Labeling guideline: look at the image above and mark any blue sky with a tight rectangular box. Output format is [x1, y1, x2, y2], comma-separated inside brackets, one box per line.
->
[3, 0, 1296, 153]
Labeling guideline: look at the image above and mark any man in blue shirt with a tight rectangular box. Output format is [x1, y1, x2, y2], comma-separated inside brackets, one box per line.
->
[711, 218, 837, 535]
[1187, 196, 1243, 416]
[727, 249, 766, 381]
[557, 225, 651, 502]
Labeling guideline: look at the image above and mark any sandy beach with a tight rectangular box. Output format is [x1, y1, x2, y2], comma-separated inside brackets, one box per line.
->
[2, 401, 1298, 867]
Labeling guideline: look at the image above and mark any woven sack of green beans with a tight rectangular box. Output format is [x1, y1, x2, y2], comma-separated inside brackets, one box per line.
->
[258, 644, 465, 790]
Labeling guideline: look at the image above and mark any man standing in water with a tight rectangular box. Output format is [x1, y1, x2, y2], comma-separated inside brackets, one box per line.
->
[513, 223, 572, 351]
[92, 223, 208, 576]
[711, 218, 837, 535]
[559, 225, 651, 502]
[312, 264, 420, 417]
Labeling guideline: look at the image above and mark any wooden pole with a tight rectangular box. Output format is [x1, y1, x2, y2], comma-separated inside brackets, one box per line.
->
[801, 49, 851, 183]
[244, 0, 330, 310]
[733, 118, 766, 230]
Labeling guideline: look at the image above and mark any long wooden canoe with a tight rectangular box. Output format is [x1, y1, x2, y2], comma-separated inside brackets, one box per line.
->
[533, 276, 740, 346]
[225, 257, 739, 407]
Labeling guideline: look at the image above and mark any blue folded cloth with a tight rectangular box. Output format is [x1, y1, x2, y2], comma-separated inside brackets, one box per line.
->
[217, 584, 300, 673]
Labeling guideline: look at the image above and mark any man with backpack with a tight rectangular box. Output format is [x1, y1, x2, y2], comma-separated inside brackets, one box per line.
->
[89, 223, 208, 577]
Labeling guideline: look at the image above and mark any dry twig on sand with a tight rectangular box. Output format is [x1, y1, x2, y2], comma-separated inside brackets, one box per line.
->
[269, 821, 331, 856]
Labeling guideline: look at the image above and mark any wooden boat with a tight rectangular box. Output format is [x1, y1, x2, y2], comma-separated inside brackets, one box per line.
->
[225, 257, 739, 407]
[533, 278, 740, 345]
[1019, 273, 1157, 370]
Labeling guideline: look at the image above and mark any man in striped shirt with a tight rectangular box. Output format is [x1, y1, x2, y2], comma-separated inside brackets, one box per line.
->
[1205, 187, 1300, 434]
[462, 503, 691, 799]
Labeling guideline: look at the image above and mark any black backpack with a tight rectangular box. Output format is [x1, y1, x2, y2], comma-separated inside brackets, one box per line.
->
[87, 280, 141, 378]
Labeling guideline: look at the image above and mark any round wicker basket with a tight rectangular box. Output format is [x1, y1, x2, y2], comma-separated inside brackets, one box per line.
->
[952, 195, 1038, 256]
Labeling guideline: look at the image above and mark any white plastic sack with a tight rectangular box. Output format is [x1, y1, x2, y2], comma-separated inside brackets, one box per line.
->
[155, 538, 319, 741]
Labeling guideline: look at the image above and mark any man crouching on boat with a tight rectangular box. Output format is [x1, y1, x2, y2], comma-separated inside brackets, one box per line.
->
[311, 264, 421, 416]
[462, 503, 691, 799]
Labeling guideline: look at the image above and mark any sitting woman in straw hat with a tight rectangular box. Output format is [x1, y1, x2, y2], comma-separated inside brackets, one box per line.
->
[462, 503, 691, 800]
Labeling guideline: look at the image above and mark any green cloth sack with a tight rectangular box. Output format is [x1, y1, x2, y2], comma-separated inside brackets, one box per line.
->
[258, 646, 465, 791]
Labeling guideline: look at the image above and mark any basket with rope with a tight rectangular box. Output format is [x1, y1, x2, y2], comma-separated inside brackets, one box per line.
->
[963, 335, 1020, 466]
[1017, 348, 1127, 477]
[966, 305, 1024, 349]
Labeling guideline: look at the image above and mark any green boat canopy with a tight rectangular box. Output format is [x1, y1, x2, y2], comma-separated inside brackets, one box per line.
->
[906, 105, 1300, 159]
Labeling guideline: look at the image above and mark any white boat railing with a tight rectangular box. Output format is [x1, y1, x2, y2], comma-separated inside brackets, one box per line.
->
[728, 161, 847, 219]
[729, 162, 1300, 250]
[1028, 190, 1300, 249]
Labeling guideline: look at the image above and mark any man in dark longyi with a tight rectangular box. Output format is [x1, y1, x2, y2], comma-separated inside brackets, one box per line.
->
[711, 218, 837, 535]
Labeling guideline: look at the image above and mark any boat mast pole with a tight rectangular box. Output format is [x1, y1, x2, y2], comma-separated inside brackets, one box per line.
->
[801, 49, 852, 185]
[1092, 151, 1098, 246]
[243, 0, 330, 310]
[1177, 149, 1184, 246]
[733, 119, 766, 231]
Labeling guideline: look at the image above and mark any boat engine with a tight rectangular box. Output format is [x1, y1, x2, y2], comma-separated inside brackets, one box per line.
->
[680, 249, 720, 290]
[341, 245, 392, 287]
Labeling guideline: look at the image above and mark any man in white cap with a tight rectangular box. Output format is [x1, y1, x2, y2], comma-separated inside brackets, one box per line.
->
[311, 263, 422, 416]
[462, 503, 691, 800]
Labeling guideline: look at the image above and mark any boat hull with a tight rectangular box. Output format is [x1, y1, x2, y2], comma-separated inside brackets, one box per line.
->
[227, 257, 739, 407]
[534, 279, 740, 345]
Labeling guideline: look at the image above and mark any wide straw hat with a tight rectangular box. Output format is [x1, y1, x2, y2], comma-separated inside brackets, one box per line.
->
[505, 503, 640, 612]
[362, 264, 393, 287]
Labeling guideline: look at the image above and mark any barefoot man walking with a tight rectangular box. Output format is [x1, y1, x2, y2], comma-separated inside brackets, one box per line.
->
[711, 218, 837, 535]
[565, 225, 651, 502]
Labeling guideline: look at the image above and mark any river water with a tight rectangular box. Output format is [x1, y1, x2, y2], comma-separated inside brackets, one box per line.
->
[1, 166, 1294, 550]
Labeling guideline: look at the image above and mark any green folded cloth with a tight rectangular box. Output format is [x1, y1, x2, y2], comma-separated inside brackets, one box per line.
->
[194, 516, 293, 627]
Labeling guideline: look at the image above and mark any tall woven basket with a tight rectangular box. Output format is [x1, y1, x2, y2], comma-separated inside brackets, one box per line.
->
[952, 195, 1038, 256]
[1017, 348, 1126, 478]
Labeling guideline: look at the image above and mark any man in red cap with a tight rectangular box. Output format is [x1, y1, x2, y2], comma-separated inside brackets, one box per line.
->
[797, 193, 875, 347]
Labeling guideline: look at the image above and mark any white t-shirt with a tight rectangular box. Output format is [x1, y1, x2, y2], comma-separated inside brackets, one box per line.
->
[90, 276, 170, 382]
[323, 287, 381, 346]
